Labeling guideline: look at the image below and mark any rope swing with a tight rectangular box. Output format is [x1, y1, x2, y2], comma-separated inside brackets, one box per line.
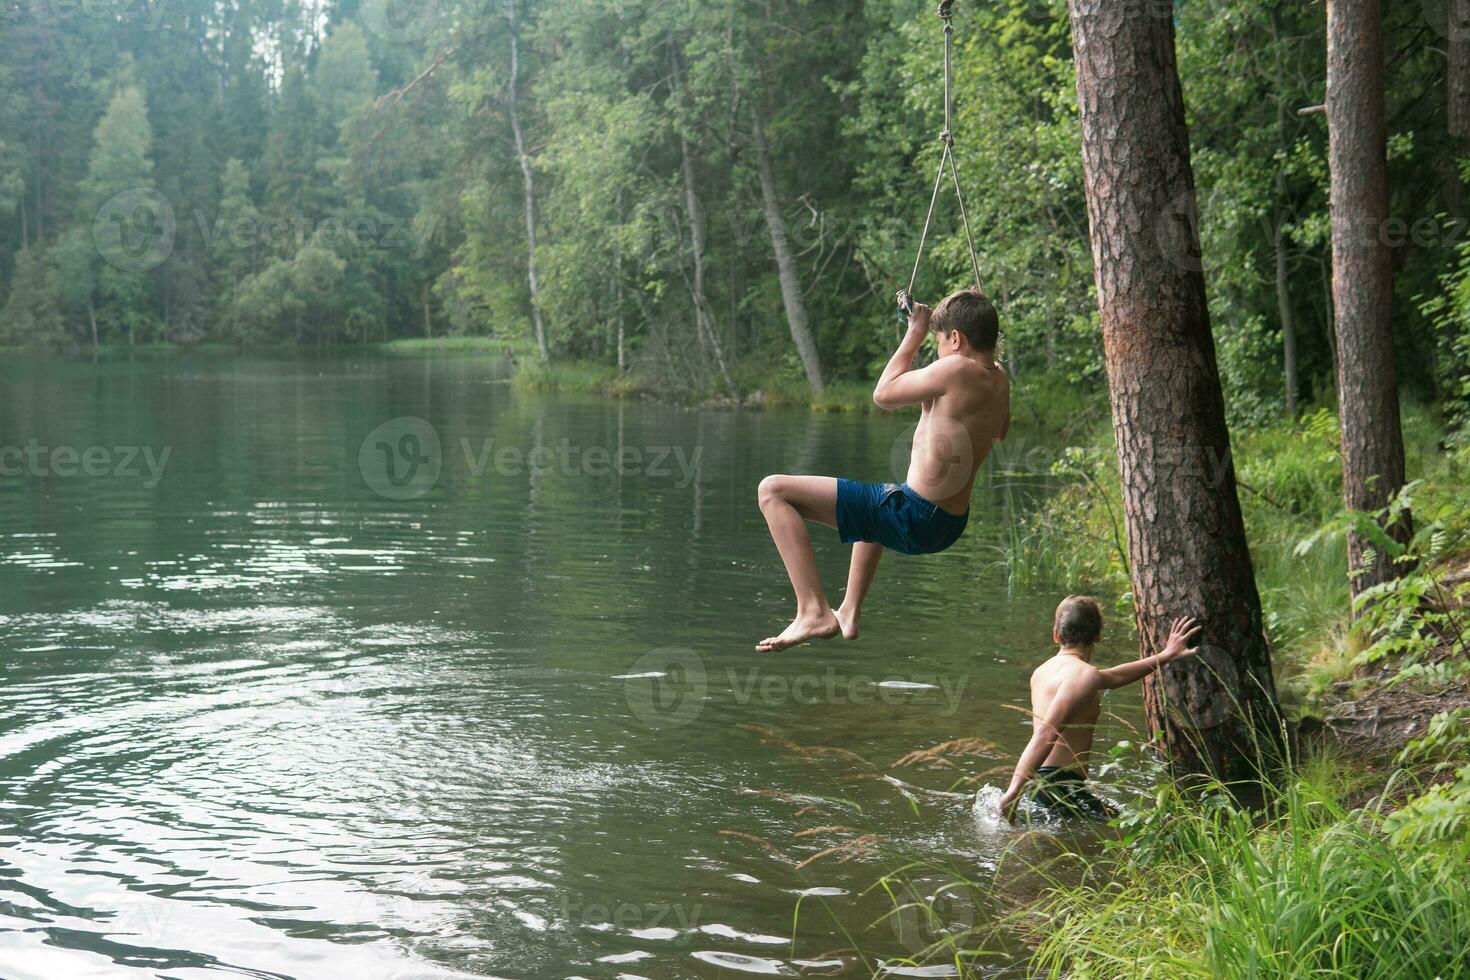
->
[896, 0, 985, 324]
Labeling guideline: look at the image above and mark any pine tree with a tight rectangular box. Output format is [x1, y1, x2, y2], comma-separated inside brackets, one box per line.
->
[79, 83, 163, 345]
[0, 245, 66, 346]
[1067, 0, 1284, 782]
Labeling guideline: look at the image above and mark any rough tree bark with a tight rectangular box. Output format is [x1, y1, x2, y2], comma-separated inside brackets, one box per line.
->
[506, 0, 549, 362]
[751, 105, 824, 393]
[1067, 0, 1284, 782]
[1448, 0, 1470, 211]
[1326, 0, 1411, 604]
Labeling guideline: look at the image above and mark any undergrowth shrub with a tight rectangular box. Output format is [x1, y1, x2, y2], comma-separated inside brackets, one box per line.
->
[1024, 759, 1470, 979]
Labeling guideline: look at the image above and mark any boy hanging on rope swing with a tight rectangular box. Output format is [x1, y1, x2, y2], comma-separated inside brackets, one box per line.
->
[754, 292, 1009, 652]
[753, 0, 1010, 652]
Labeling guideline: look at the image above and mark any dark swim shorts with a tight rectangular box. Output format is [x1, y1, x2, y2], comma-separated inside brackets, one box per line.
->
[1025, 766, 1114, 821]
[834, 479, 968, 556]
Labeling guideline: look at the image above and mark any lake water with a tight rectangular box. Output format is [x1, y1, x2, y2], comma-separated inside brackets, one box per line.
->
[0, 351, 1142, 978]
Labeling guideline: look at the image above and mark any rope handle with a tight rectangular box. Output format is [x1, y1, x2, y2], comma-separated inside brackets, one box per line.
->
[897, 0, 984, 326]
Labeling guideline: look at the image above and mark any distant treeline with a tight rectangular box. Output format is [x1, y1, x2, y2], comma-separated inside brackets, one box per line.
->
[0, 0, 1464, 421]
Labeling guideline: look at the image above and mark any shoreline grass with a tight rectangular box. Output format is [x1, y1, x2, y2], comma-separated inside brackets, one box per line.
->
[1019, 752, 1470, 979]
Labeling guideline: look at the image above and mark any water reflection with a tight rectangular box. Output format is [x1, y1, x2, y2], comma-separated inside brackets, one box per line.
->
[0, 351, 1142, 977]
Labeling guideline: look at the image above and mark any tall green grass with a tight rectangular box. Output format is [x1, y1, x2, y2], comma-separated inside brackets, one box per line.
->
[992, 401, 1462, 692]
[378, 335, 535, 353]
[1022, 759, 1470, 979]
[511, 357, 640, 396]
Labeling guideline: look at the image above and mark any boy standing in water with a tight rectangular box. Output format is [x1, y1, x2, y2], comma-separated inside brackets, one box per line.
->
[755, 290, 1010, 651]
[1000, 597, 1200, 822]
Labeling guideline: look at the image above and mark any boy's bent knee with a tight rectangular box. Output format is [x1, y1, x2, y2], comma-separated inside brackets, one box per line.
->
[758, 474, 788, 509]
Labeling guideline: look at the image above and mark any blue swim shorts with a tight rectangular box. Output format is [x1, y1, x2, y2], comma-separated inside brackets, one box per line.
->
[834, 480, 968, 556]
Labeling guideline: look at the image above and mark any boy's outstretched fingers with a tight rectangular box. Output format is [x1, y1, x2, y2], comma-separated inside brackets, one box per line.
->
[1163, 616, 1202, 660]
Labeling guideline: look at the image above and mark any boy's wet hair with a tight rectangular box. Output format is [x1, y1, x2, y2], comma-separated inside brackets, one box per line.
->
[1054, 595, 1104, 647]
[931, 289, 999, 352]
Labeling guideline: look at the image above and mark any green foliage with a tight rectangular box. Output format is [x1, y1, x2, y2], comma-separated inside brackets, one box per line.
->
[1005, 400, 1464, 701]
[1295, 480, 1470, 685]
[1026, 758, 1470, 979]
[0, 246, 65, 346]
[1422, 219, 1470, 427]
[79, 83, 159, 344]
[1385, 710, 1470, 859]
[0, 0, 1459, 409]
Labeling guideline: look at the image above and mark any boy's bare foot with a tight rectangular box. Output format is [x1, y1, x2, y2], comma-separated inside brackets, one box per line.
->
[756, 610, 840, 652]
[834, 604, 860, 641]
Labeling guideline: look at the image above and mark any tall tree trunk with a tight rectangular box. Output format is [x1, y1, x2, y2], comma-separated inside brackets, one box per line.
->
[1448, 0, 1470, 212]
[1067, 0, 1283, 782]
[1326, 0, 1411, 604]
[608, 271, 626, 371]
[506, 0, 549, 362]
[1275, 203, 1299, 420]
[1271, 17, 1298, 420]
[680, 134, 737, 396]
[751, 106, 823, 393]
[671, 46, 736, 396]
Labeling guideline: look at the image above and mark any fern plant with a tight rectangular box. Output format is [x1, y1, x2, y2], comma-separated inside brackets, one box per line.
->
[1386, 709, 1470, 856]
[1295, 481, 1470, 683]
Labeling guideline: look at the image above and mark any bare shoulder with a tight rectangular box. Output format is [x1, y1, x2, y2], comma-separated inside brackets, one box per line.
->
[1060, 658, 1103, 691]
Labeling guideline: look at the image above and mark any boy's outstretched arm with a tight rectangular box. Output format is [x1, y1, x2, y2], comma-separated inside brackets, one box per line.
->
[998, 674, 1100, 821]
[873, 303, 957, 409]
[1095, 618, 1200, 690]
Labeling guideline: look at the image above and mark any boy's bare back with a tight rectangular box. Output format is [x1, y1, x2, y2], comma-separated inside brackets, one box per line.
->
[1028, 655, 1103, 774]
[999, 610, 1201, 822]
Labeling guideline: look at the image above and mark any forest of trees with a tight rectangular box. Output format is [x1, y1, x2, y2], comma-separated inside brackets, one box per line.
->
[0, 0, 1465, 422]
